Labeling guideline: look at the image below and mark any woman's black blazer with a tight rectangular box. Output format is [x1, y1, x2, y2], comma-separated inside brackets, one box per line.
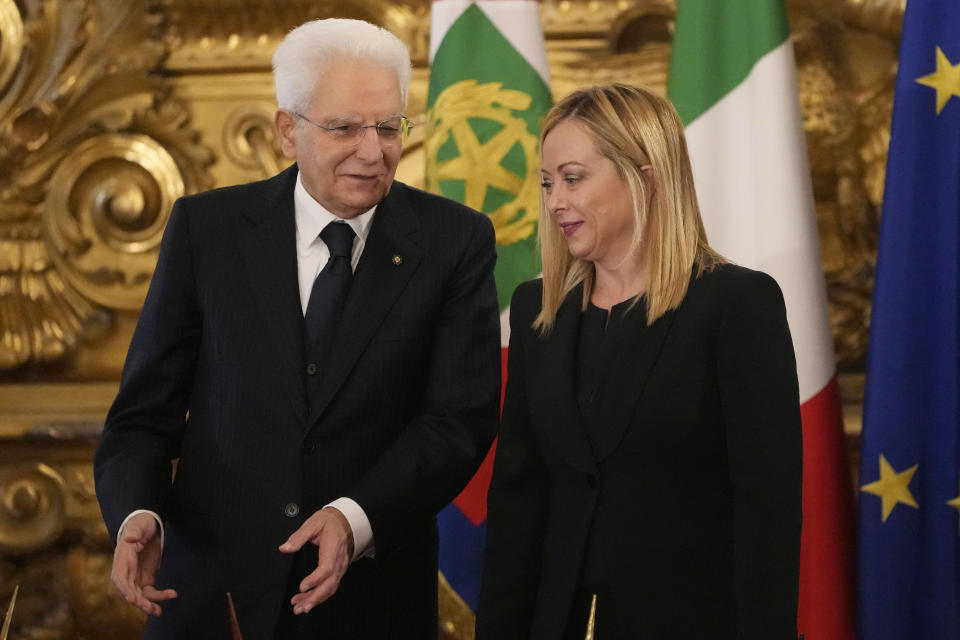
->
[477, 264, 803, 640]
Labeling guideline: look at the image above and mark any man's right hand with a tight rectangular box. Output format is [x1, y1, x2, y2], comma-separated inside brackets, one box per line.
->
[110, 512, 177, 616]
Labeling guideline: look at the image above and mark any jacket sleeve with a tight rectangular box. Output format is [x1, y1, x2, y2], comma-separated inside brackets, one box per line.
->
[94, 199, 201, 542]
[716, 270, 803, 640]
[347, 212, 501, 553]
[476, 283, 549, 639]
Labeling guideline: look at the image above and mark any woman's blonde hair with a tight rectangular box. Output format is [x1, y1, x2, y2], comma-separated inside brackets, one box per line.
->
[534, 84, 724, 331]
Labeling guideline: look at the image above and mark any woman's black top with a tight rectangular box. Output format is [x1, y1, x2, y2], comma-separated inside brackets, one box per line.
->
[575, 297, 649, 591]
[576, 298, 649, 454]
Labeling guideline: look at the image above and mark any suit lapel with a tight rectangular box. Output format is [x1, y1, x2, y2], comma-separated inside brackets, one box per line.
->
[592, 296, 678, 463]
[238, 165, 308, 419]
[535, 285, 598, 476]
[305, 183, 424, 429]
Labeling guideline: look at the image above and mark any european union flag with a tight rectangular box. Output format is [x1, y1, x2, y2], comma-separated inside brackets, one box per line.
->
[858, 2, 960, 639]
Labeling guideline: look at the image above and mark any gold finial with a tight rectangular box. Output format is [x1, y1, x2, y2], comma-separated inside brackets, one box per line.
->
[1, 585, 19, 640]
[584, 593, 596, 640]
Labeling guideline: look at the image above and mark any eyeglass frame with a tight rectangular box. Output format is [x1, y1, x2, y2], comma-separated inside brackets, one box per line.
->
[292, 112, 414, 146]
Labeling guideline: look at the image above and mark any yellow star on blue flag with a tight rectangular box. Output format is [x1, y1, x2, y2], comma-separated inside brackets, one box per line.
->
[915, 46, 960, 114]
[860, 454, 918, 522]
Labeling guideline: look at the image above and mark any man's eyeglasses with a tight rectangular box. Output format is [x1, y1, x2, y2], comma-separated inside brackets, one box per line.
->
[294, 113, 414, 146]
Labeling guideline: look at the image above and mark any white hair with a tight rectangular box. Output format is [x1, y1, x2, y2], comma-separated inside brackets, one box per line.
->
[272, 18, 412, 113]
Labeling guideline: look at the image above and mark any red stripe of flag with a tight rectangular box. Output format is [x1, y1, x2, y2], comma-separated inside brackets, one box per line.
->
[797, 375, 857, 639]
[452, 347, 508, 526]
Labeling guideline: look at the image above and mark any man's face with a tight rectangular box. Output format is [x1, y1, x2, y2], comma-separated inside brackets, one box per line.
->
[275, 58, 404, 219]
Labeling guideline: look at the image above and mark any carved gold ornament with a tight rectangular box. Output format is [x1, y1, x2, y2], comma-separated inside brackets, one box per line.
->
[0, 0, 24, 99]
[426, 80, 540, 246]
[0, 463, 66, 554]
[222, 102, 284, 176]
[0, 0, 213, 370]
[44, 134, 184, 309]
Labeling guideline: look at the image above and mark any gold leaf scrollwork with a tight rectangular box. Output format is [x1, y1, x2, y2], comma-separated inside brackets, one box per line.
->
[0, 463, 67, 555]
[0, 0, 24, 98]
[0, 0, 213, 370]
[44, 134, 185, 310]
[0, 231, 110, 368]
[223, 103, 284, 176]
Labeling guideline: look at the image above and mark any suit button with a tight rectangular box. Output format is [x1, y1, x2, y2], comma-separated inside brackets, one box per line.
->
[284, 502, 300, 517]
[306, 363, 318, 376]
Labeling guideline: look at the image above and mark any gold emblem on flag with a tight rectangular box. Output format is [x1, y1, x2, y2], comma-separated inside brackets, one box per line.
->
[426, 80, 540, 245]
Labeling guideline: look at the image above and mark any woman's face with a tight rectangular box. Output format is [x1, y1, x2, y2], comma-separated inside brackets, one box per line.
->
[540, 119, 640, 266]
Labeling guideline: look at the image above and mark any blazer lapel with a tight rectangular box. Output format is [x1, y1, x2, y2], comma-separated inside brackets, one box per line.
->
[592, 298, 678, 463]
[534, 285, 598, 476]
[238, 165, 308, 419]
[305, 183, 424, 429]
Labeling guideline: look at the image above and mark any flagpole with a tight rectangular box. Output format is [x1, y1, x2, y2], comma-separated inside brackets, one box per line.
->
[1, 585, 18, 640]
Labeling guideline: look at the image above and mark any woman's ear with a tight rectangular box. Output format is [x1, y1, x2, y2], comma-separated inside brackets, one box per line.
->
[640, 164, 656, 196]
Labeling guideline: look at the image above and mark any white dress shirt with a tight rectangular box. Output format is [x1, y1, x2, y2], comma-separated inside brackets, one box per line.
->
[294, 171, 376, 559]
[118, 171, 377, 561]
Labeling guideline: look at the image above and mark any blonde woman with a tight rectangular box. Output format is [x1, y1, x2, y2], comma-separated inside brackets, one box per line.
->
[477, 85, 802, 639]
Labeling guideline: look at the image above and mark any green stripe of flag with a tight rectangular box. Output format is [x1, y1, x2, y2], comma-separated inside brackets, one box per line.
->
[667, 0, 790, 126]
[427, 3, 551, 310]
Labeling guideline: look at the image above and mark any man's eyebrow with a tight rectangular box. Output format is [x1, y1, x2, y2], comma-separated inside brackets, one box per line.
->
[325, 113, 404, 123]
[324, 114, 362, 124]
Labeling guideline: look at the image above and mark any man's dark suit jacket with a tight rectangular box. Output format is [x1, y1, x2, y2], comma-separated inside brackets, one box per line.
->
[477, 264, 803, 640]
[94, 165, 501, 639]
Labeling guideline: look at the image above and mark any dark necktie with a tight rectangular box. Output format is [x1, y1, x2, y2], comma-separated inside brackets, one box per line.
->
[304, 221, 356, 354]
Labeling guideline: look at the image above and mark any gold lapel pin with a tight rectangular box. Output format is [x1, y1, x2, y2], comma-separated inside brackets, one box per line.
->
[1, 585, 18, 640]
[392, 254, 403, 266]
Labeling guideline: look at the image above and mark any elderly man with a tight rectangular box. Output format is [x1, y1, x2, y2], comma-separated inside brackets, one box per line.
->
[94, 18, 500, 640]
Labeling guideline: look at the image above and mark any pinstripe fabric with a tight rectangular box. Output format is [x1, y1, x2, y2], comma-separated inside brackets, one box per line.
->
[95, 165, 501, 640]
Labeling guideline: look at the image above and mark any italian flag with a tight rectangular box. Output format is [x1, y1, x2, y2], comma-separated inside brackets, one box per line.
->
[426, 0, 551, 612]
[667, 2, 857, 638]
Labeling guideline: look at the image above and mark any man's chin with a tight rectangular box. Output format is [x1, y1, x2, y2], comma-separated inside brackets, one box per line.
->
[328, 197, 386, 219]
[341, 187, 389, 211]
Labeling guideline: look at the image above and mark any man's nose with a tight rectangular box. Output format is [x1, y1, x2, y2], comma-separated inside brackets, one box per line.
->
[353, 127, 385, 161]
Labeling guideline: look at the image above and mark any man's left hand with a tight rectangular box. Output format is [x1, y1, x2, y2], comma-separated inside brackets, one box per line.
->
[279, 507, 354, 615]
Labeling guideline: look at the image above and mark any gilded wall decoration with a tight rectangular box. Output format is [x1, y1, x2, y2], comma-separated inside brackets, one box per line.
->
[0, 0, 213, 374]
[0, 437, 143, 639]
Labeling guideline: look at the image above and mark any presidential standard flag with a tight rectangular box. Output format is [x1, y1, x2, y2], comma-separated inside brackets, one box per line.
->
[426, 0, 551, 611]
[858, 1, 960, 638]
[667, 2, 856, 638]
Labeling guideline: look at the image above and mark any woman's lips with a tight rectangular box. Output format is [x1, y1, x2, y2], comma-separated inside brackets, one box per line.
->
[560, 221, 583, 237]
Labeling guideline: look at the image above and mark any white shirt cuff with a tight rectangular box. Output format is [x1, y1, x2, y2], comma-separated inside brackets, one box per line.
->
[118, 509, 164, 551]
[325, 497, 374, 560]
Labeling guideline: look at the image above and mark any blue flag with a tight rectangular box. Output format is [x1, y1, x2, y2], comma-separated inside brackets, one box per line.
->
[858, 2, 960, 639]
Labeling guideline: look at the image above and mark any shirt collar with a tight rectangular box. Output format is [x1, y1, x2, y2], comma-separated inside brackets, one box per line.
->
[294, 171, 377, 253]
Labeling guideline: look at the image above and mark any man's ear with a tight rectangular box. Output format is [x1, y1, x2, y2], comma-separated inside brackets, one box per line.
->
[275, 109, 299, 159]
